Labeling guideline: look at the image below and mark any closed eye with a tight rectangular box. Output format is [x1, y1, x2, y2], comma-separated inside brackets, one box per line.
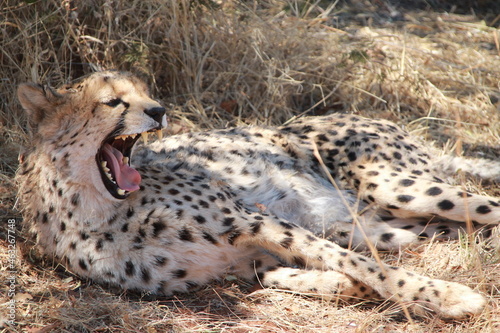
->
[104, 98, 123, 107]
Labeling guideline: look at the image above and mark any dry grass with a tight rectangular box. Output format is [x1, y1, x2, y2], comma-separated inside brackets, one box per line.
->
[1, 0, 500, 331]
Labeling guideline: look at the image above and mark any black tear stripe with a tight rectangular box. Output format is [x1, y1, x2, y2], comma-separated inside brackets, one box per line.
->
[107, 108, 129, 138]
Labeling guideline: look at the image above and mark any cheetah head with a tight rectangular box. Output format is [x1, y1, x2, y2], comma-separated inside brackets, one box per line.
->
[17, 71, 166, 200]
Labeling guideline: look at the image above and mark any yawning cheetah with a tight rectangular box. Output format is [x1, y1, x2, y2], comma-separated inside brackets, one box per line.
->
[16, 71, 500, 319]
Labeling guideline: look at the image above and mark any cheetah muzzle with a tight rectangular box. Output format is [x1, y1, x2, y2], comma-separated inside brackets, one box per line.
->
[97, 108, 165, 199]
[16, 71, 500, 320]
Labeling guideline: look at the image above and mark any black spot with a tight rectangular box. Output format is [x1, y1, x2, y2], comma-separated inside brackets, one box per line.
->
[173, 269, 187, 278]
[80, 232, 89, 240]
[347, 152, 357, 161]
[279, 221, 294, 229]
[425, 187, 443, 196]
[121, 223, 129, 232]
[194, 215, 207, 224]
[489, 200, 500, 207]
[126, 207, 135, 218]
[223, 217, 235, 226]
[125, 261, 135, 276]
[202, 232, 218, 244]
[397, 195, 415, 203]
[316, 134, 329, 142]
[476, 205, 492, 214]
[306, 234, 317, 242]
[399, 179, 415, 187]
[280, 237, 294, 249]
[152, 221, 167, 237]
[154, 256, 168, 266]
[339, 251, 348, 257]
[221, 207, 231, 214]
[41, 212, 48, 224]
[367, 183, 378, 190]
[411, 170, 423, 176]
[292, 256, 306, 267]
[179, 228, 194, 242]
[378, 273, 386, 281]
[216, 192, 226, 201]
[380, 233, 394, 242]
[367, 171, 379, 176]
[104, 232, 114, 241]
[398, 280, 405, 287]
[70, 193, 80, 206]
[437, 200, 455, 211]
[334, 140, 345, 147]
[78, 259, 88, 271]
[250, 221, 262, 234]
[227, 230, 242, 245]
[141, 267, 151, 283]
[60, 222, 66, 232]
[168, 188, 180, 195]
[191, 189, 202, 196]
[199, 200, 209, 208]
[393, 152, 402, 160]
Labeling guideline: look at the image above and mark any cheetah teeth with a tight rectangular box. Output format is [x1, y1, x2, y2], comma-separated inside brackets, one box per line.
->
[101, 161, 113, 181]
[115, 130, 163, 144]
[115, 133, 138, 141]
[101, 160, 128, 196]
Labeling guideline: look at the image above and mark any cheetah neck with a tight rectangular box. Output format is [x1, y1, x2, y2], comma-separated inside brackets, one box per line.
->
[17, 149, 121, 253]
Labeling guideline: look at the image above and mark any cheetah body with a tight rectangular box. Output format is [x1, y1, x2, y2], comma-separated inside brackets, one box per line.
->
[16, 71, 500, 319]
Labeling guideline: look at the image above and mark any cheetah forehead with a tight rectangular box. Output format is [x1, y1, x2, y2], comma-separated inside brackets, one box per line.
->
[62, 71, 150, 102]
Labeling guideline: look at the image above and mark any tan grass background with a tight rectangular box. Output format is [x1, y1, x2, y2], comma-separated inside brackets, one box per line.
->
[1, 0, 500, 331]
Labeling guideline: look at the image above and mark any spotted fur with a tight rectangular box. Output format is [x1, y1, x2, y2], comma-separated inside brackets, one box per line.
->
[16, 71, 500, 319]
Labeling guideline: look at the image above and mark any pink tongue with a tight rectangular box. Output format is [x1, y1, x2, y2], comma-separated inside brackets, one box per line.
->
[102, 144, 141, 192]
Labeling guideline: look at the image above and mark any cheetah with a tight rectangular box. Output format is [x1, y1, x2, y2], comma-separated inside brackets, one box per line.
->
[16, 71, 500, 319]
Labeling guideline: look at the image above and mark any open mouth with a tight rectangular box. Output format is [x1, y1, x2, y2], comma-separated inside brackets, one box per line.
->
[96, 130, 163, 199]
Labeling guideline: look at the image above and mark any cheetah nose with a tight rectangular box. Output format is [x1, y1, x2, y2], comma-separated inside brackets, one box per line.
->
[144, 107, 166, 125]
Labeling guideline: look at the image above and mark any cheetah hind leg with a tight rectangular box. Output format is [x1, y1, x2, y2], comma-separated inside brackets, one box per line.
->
[233, 215, 486, 318]
[353, 162, 500, 225]
[231, 248, 379, 301]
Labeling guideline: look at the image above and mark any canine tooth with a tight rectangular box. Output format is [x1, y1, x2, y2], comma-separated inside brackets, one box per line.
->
[123, 157, 129, 164]
[156, 129, 163, 140]
[130, 134, 137, 139]
[105, 171, 113, 180]
[117, 189, 126, 196]
[101, 161, 107, 168]
[141, 132, 149, 143]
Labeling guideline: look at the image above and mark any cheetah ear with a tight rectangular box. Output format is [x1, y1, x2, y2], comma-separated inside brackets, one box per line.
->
[17, 83, 63, 132]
